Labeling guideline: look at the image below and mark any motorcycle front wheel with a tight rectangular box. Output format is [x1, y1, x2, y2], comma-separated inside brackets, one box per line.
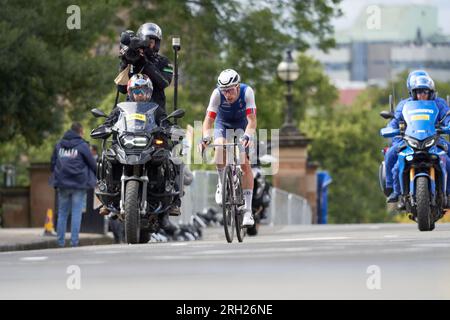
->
[416, 176, 434, 231]
[124, 180, 141, 243]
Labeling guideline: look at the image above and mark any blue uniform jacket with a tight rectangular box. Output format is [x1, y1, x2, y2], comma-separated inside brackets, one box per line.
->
[387, 97, 450, 144]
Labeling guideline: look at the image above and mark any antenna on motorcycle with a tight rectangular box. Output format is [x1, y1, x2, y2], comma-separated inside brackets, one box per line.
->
[447, 95, 450, 107]
[172, 36, 181, 125]
[389, 94, 393, 113]
[390, 79, 396, 113]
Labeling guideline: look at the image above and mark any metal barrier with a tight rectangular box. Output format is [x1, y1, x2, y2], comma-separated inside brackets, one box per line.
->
[174, 170, 313, 225]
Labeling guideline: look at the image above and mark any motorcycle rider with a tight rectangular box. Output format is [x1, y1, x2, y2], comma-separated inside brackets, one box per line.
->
[389, 75, 450, 204]
[384, 70, 429, 201]
[118, 22, 173, 111]
[100, 74, 181, 217]
[198, 69, 257, 227]
[384, 71, 450, 203]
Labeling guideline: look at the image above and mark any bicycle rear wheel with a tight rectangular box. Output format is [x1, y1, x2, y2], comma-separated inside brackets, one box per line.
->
[222, 165, 235, 243]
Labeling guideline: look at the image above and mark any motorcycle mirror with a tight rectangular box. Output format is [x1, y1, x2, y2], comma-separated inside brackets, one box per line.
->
[380, 111, 394, 120]
[170, 109, 185, 119]
[162, 109, 185, 122]
[91, 108, 107, 118]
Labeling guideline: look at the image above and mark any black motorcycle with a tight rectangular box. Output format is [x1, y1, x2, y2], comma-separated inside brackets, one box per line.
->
[247, 164, 272, 236]
[90, 102, 185, 244]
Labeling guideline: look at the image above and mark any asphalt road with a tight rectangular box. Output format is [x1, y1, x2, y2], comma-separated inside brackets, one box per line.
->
[1, 223, 450, 300]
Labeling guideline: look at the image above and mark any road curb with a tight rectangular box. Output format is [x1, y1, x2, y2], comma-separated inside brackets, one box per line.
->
[0, 235, 114, 252]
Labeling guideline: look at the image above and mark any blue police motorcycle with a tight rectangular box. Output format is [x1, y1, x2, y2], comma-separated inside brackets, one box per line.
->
[380, 100, 450, 231]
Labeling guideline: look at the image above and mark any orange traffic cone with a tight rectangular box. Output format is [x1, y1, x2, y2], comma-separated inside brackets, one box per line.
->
[43, 208, 56, 236]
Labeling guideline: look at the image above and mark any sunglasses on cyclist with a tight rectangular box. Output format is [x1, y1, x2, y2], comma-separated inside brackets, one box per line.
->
[220, 86, 238, 94]
[416, 89, 430, 95]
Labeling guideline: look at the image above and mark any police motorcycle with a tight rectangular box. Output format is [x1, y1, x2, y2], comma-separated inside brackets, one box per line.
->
[90, 103, 186, 243]
[380, 99, 450, 231]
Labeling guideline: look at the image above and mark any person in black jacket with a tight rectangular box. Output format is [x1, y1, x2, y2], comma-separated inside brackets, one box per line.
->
[118, 22, 173, 111]
[50, 122, 96, 247]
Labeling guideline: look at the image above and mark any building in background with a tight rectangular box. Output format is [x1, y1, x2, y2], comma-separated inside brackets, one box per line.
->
[307, 5, 450, 105]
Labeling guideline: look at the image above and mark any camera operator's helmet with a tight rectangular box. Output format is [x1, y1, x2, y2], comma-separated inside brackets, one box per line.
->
[407, 70, 429, 96]
[217, 69, 240, 90]
[127, 74, 153, 102]
[411, 75, 435, 100]
[137, 22, 162, 52]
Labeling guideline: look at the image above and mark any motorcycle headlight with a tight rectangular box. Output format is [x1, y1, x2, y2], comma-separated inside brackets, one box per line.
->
[120, 135, 149, 148]
[424, 138, 435, 148]
[406, 138, 420, 149]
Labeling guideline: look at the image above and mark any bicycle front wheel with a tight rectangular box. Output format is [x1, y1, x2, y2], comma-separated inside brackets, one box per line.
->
[222, 165, 235, 243]
[235, 176, 246, 243]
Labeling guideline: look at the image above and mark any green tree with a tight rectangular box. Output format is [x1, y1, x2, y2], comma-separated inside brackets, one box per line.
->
[0, 0, 122, 145]
[0, 0, 343, 187]
[304, 92, 389, 223]
[124, 0, 342, 118]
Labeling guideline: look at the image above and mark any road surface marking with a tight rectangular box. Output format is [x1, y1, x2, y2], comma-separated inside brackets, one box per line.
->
[20, 256, 48, 261]
[413, 243, 450, 248]
[150, 255, 194, 260]
[94, 250, 122, 254]
[274, 236, 350, 242]
[194, 247, 312, 255]
[383, 235, 399, 238]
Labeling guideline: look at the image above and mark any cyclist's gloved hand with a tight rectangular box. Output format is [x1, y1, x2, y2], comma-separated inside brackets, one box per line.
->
[240, 134, 252, 149]
[197, 136, 212, 153]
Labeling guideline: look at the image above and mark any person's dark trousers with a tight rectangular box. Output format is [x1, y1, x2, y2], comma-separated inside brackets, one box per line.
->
[56, 188, 86, 247]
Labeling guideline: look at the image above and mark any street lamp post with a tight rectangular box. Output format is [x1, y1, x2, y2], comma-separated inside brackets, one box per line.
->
[274, 49, 315, 213]
[277, 49, 300, 135]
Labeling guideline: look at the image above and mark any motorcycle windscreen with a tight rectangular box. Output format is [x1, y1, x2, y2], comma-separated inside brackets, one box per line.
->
[402, 100, 438, 141]
[115, 102, 159, 133]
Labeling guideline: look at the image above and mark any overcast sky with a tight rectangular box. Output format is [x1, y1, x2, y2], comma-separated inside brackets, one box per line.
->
[333, 0, 450, 34]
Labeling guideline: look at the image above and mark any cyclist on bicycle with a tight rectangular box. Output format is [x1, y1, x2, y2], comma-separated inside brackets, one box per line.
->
[198, 69, 257, 227]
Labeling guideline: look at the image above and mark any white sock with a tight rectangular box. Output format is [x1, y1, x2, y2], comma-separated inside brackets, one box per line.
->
[243, 189, 253, 211]
[217, 168, 224, 187]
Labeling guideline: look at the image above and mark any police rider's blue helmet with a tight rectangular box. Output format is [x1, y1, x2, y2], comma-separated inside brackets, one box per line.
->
[406, 70, 429, 95]
[411, 75, 435, 100]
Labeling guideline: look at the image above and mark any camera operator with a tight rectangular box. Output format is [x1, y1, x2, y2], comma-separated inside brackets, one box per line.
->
[118, 22, 173, 112]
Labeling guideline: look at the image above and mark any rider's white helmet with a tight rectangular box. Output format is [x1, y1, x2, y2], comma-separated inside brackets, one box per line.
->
[217, 69, 240, 89]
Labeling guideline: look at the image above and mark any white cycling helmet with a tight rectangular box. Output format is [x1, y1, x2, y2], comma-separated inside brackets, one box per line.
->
[217, 69, 240, 89]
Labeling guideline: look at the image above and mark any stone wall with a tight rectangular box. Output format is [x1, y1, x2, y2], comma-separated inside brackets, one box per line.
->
[0, 187, 30, 227]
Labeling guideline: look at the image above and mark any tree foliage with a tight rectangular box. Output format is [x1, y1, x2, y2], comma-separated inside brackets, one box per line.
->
[0, 0, 122, 144]
[0, 0, 343, 194]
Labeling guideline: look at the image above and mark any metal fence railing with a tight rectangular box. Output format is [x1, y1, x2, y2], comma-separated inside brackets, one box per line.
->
[266, 188, 312, 225]
[173, 170, 313, 226]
